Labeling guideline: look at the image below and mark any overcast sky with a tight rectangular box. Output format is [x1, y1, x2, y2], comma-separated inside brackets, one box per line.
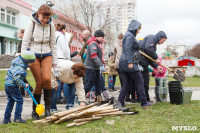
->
[136, 0, 200, 46]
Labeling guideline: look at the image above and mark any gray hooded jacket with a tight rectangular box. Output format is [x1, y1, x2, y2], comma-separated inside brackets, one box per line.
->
[119, 20, 141, 73]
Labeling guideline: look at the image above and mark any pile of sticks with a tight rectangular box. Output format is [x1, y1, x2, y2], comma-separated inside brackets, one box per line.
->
[33, 102, 135, 128]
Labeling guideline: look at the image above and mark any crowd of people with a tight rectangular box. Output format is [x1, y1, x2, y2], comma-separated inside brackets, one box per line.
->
[3, 4, 167, 124]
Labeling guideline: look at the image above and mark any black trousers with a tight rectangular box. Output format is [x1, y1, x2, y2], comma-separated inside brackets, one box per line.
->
[141, 69, 150, 101]
[116, 68, 123, 88]
[84, 68, 101, 96]
[118, 71, 147, 106]
[126, 80, 139, 100]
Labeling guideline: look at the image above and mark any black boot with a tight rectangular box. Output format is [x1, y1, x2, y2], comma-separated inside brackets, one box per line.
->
[32, 94, 41, 120]
[130, 93, 137, 103]
[125, 93, 131, 102]
[44, 89, 52, 117]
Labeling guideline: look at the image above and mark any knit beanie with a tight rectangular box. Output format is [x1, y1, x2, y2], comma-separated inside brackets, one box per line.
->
[94, 30, 104, 37]
[21, 48, 36, 64]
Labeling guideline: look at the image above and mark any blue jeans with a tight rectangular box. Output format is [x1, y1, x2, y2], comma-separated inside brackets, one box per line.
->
[50, 88, 57, 111]
[4, 85, 23, 121]
[51, 82, 75, 110]
[108, 76, 116, 89]
[56, 80, 67, 98]
[65, 83, 76, 109]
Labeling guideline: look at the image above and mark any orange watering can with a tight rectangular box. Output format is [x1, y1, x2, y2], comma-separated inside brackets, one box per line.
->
[24, 86, 44, 116]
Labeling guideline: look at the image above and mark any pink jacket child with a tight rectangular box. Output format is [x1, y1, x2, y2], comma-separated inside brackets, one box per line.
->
[153, 55, 167, 78]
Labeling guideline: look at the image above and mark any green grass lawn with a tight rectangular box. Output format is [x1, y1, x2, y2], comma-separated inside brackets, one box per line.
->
[0, 101, 200, 132]
[0, 70, 200, 91]
[104, 74, 200, 87]
[0, 70, 35, 91]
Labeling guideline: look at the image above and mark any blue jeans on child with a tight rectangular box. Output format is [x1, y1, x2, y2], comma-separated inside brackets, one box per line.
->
[108, 76, 116, 89]
[4, 85, 23, 122]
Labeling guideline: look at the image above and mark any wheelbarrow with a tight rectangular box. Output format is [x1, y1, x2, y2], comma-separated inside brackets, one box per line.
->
[139, 51, 186, 82]
[24, 86, 44, 116]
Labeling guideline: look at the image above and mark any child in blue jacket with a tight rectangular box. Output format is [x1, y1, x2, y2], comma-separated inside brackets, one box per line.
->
[3, 48, 36, 124]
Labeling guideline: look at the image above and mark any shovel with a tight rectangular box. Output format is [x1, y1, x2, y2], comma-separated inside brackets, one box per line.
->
[24, 86, 44, 116]
[139, 50, 186, 82]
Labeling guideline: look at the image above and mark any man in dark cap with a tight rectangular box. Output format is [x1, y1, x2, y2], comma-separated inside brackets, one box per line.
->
[84, 30, 105, 104]
[139, 31, 167, 101]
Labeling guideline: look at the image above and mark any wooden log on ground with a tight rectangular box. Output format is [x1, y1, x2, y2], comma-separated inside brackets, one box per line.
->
[54, 113, 79, 124]
[73, 116, 102, 123]
[46, 116, 58, 120]
[99, 108, 119, 114]
[55, 105, 113, 124]
[66, 121, 90, 128]
[66, 123, 76, 128]
[54, 102, 97, 118]
[33, 119, 50, 123]
[97, 103, 110, 107]
[76, 106, 114, 116]
[95, 111, 124, 116]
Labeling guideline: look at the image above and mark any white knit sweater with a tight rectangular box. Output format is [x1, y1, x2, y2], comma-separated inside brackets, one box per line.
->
[51, 60, 85, 102]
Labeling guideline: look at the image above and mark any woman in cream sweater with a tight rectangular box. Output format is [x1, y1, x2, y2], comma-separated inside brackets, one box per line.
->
[51, 60, 86, 111]
[22, 4, 57, 120]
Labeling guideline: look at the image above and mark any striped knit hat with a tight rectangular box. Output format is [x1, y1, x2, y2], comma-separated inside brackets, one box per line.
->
[21, 48, 36, 64]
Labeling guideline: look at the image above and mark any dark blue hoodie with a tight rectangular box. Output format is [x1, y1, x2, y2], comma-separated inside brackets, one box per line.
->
[139, 31, 167, 69]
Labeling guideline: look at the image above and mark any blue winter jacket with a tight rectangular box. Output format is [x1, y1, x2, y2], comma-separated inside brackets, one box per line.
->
[5, 56, 28, 87]
[119, 20, 141, 72]
[139, 31, 167, 69]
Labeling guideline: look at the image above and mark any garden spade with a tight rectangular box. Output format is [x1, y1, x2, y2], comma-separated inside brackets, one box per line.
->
[24, 86, 44, 116]
[139, 51, 186, 82]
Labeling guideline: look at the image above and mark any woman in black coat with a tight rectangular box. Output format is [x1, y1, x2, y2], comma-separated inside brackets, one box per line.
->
[118, 20, 154, 108]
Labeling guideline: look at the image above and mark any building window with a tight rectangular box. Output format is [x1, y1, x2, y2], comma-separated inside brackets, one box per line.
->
[1, 9, 5, 23]
[0, 8, 16, 26]
[12, 13, 16, 25]
[6, 10, 11, 24]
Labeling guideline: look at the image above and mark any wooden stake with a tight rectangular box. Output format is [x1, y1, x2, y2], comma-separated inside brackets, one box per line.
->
[54, 103, 97, 118]
[95, 111, 124, 116]
[66, 121, 90, 128]
[73, 116, 102, 123]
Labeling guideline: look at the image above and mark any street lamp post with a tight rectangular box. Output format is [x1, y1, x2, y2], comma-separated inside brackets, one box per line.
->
[46, 1, 54, 7]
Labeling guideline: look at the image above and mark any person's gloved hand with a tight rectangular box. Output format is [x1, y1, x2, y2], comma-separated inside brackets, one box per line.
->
[100, 66, 106, 72]
[138, 64, 144, 72]
[53, 67, 61, 77]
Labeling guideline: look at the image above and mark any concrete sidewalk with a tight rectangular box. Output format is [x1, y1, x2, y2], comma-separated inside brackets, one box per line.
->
[0, 87, 200, 125]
